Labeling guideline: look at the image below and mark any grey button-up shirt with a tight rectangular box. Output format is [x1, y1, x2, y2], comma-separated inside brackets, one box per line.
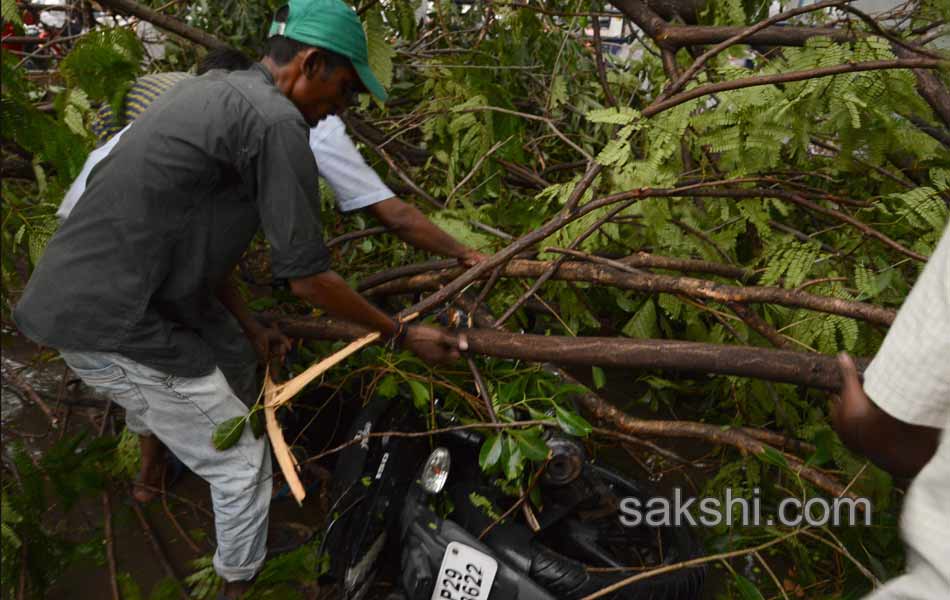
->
[14, 64, 331, 377]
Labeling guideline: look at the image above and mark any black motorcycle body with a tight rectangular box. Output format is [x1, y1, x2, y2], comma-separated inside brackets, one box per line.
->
[320, 394, 706, 600]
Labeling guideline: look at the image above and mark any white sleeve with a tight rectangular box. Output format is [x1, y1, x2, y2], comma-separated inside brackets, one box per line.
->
[308, 116, 395, 213]
[863, 224, 950, 428]
[57, 125, 129, 222]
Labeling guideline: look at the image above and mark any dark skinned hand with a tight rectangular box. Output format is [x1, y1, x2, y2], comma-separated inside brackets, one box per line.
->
[459, 250, 489, 268]
[403, 325, 461, 365]
[248, 324, 293, 365]
[832, 352, 941, 478]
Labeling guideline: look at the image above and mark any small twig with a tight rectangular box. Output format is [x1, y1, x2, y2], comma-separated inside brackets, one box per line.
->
[102, 493, 121, 600]
[479, 457, 550, 539]
[590, 6, 617, 107]
[327, 226, 387, 248]
[592, 427, 691, 466]
[580, 529, 805, 599]
[97, 399, 113, 437]
[495, 197, 634, 326]
[465, 357, 498, 423]
[2, 364, 58, 426]
[447, 136, 512, 205]
[754, 551, 790, 600]
[131, 501, 188, 599]
[161, 468, 201, 553]
[350, 128, 444, 210]
[303, 419, 554, 465]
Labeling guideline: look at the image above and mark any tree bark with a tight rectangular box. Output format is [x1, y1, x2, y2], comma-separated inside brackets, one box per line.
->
[95, 0, 228, 49]
[267, 316, 867, 391]
[362, 258, 897, 326]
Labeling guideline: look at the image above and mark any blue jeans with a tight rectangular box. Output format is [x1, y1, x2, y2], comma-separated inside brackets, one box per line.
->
[60, 350, 271, 582]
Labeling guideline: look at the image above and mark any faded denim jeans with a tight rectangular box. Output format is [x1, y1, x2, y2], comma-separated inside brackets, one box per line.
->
[60, 350, 271, 582]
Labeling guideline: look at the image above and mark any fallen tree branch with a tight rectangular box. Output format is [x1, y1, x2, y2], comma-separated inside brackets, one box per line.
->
[660, 0, 853, 100]
[95, 0, 227, 49]
[362, 258, 897, 326]
[267, 316, 867, 391]
[643, 58, 950, 119]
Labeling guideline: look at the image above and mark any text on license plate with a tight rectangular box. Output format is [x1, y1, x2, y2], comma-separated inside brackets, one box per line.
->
[430, 542, 498, 600]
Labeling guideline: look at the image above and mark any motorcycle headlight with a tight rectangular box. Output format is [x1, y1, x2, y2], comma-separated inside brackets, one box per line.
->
[420, 447, 451, 494]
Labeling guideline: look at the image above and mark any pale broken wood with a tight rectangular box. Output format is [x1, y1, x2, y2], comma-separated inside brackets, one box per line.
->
[268, 331, 382, 409]
[263, 314, 418, 505]
[264, 373, 306, 505]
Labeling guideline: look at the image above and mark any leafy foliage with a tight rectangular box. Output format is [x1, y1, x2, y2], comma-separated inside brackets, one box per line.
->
[59, 28, 143, 119]
[2, 0, 950, 597]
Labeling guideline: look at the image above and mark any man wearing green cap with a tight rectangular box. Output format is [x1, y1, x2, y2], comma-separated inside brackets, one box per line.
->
[13, 0, 471, 595]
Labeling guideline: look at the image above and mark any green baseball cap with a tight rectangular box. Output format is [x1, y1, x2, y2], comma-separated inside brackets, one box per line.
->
[268, 0, 388, 101]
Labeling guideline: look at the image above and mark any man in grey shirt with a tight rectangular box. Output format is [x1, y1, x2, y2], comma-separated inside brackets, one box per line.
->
[14, 0, 468, 595]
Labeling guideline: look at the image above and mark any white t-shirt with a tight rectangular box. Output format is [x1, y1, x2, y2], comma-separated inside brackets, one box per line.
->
[57, 115, 394, 221]
[863, 224, 950, 599]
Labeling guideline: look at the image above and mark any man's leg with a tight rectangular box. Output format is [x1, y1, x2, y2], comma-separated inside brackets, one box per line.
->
[134, 433, 167, 503]
[61, 351, 272, 589]
[58, 351, 168, 502]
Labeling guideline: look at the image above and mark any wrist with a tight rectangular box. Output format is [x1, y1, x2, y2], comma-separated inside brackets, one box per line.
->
[386, 320, 409, 350]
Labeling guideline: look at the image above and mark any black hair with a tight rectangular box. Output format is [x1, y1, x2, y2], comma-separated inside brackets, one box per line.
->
[264, 34, 352, 76]
[197, 47, 254, 74]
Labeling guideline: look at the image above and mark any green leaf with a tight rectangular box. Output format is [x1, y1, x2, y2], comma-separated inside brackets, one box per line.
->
[549, 75, 568, 109]
[511, 429, 549, 461]
[2, 0, 23, 27]
[596, 138, 630, 167]
[479, 433, 504, 470]
[586, 106, 639, 124]
[212, 416, 246, 451]
[117, 573, 144, 600]
[622, 299, 658, 339]
[60, 28, 143, 107]
[407, 380, 430, 411]
[757, 446, 789, 470]
[363, 9, 395, 93]
[555, 405, 592, 437]
[734, 574, 765, 600]
[504, 438, 525, 480]
[377, 374, 398, 399]
[591, 366, 606, 390]
[248, 410, 264, 439]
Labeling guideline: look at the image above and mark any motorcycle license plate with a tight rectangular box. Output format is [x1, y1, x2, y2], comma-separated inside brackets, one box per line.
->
[430, 542, 498, 600]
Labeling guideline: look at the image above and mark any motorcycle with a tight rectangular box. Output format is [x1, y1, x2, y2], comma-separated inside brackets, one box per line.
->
[317, 390, 706, 600]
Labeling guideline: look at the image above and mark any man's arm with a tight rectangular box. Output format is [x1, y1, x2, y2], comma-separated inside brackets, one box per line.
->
[368, 197, 485, 267]
[833, 354, 941, 478]
[216, 273, 291, 363]
[289, 270, 460, 364]
[308, 118, 485, 266]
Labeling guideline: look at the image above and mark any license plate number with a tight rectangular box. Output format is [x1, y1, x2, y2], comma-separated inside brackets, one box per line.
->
[430, 542, 498, 600]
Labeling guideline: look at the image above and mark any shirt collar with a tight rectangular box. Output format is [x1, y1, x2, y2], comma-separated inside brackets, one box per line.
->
[251, 62, 276, 86]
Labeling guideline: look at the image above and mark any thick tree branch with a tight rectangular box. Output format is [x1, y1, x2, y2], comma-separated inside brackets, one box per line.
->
[643, 58, 950, 118]
[893, 46, 950, 130]
[363, 257, 896, 326]
[661, 0, 853, 100]
[269, 316, 866, 391]
[95, 0, 227, 49]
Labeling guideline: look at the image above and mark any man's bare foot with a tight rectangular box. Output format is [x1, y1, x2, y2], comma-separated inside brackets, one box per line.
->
[132, 434, 167, 503]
